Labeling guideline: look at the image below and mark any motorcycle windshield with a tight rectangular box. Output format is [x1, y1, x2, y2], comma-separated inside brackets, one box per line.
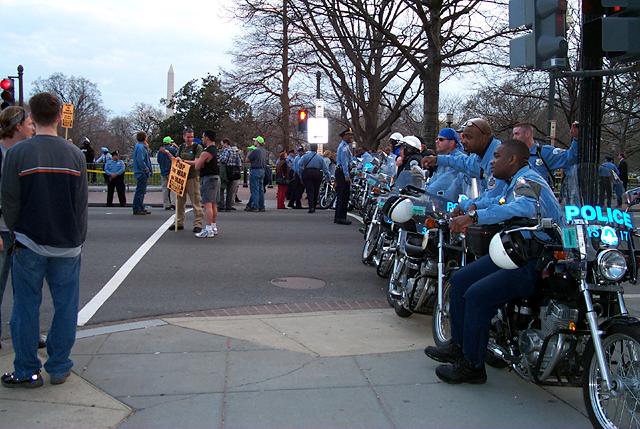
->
[560, 162, 637, 281]
[393, 170, 424, 191]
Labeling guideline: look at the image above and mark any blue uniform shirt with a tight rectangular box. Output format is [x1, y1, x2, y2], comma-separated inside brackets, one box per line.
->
[528, 139, 579, 184]
[299, 151, 331, 180]
[104, 159, 125, 176]
[336, 140, 353, 175]
[437, 137, 506, 210]
[599, 161, 620, 177]
[286, 154, 295, 170]
[476, 165, 563, 226]
[293, 154, 303, 176]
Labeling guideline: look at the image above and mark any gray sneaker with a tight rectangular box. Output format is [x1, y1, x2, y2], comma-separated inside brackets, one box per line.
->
[195, 229, 215, 238]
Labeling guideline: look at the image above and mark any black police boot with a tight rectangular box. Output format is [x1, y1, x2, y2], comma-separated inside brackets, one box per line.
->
[424, 342, 463, 364]
[435, 359, 487, 384]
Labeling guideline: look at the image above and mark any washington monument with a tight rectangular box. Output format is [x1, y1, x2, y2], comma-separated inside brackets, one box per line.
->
[166, 65, 175, 117]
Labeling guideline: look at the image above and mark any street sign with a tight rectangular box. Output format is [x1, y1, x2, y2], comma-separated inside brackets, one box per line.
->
[307, 117, 329, 144]
[168, 158, 191, 197]
[62, 103, 74, 129]
[549, 119, 557, 146]
[314, 99, 325, 118]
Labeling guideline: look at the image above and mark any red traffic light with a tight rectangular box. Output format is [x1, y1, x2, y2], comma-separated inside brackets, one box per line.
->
[0, 79, 12, 91]
[298, 110, 308, 121]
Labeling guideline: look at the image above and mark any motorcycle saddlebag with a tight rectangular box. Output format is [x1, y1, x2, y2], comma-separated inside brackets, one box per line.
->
[466, 224, 503, 258]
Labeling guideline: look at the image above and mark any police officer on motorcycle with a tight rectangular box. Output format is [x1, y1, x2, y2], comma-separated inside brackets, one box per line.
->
[425, 128, 470, 202]
[396, 136, 424, 177]
[424, 139, 564, 384]
[422, 118, 506, 212]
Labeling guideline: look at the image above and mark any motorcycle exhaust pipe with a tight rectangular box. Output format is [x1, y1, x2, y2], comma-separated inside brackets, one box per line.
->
[487, 342, 509, 362]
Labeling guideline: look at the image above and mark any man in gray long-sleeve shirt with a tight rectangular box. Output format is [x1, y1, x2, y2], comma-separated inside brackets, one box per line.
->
[1, 92, 88, 389]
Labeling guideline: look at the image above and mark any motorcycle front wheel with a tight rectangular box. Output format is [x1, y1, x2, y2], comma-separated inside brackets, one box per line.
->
[583, 323, 640, 429]
[362, 222, 380, 264]
[432, 278, 452, 347]
[318, 183, 336, 209]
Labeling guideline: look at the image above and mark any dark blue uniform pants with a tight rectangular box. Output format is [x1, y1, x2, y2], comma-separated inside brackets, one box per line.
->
[449, 255, 537, 367]
[334, 168, 350, 221]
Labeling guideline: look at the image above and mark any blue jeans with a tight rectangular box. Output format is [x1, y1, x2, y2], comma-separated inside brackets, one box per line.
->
[449, 255, 537, 367]
[133, 173, 148, 213]
[10, 246, 81, 379]
[0, 231, 12, 338]
[248, 168, 265, 209]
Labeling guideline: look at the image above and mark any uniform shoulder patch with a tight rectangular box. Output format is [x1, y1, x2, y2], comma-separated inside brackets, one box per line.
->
[552, 148, 563, 155]
[514, 177, 541, 199]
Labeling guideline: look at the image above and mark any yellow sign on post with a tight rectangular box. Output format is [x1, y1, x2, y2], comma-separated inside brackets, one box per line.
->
[61, 103, 74, 129]
[168, 158, 191, 197]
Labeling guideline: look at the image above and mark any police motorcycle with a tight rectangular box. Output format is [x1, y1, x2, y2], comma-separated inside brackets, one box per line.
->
[360, 169, 393, 229]
[471, 174, 640, 429]
[386, 190, 469, 322]
[361, 171, 394, 265]
[373, 166, 427, 283]
[318, 177, 336, 210]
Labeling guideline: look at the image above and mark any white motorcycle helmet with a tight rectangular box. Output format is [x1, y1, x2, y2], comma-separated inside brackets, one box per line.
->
[489, 231, 529, 270]
[389, 197, 414, 224]
[390, 132, 403, 144]
[401, 135, 422, 150]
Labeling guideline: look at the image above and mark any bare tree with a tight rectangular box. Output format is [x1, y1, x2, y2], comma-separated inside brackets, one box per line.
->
[31, 73, 109, 145]
[287, 0, 422, 150]
[128, 103, 163, 139]
[337, 0, 511, 143]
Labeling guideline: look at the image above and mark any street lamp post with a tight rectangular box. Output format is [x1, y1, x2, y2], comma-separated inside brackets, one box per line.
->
[446, 112, 453, 128]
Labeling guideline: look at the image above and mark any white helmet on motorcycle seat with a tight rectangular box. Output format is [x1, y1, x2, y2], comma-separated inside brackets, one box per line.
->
[489, 231, 529, 270]
[400, 135, 421, 150]
[389, 197, 414, 224]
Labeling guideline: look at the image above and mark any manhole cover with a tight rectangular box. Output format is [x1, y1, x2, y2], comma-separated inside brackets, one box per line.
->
[270, 277, 326, 290]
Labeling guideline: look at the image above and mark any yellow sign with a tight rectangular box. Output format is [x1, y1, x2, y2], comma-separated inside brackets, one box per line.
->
[168, 158, 191, 197]
[62, 103, 74, 129]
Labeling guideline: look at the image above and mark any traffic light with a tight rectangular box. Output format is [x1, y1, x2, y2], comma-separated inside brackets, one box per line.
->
[1, 78, 15, 110]
[297, 109, 308, 132]
[509, 0, 568, 70]
[601, 1, 640, 62]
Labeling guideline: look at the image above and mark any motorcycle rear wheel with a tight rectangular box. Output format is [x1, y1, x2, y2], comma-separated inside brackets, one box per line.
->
[583, 323, 640, 429]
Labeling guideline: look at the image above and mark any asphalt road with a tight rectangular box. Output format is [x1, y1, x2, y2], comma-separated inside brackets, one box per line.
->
[2, 205, 640, 340]
[1, 206, 388, 338]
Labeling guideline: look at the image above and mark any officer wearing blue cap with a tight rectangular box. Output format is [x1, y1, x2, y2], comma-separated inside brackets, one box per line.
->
[335, 127, 354, 225]
[423, 118, 506, 212]
[426, 128, 471, 202]
[424, 139, 563, 384]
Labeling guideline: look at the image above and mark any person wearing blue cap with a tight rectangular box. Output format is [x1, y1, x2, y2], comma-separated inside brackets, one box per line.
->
[426, 128, 471, 202]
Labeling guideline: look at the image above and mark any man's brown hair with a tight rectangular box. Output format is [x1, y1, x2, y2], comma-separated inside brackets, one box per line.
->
[136, 131, 147, 142]
[514, 122, 534, 134]
[28, 92, 61, 127]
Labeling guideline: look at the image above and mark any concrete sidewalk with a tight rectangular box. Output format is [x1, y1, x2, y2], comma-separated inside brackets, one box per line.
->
[0, 308, 591, 429]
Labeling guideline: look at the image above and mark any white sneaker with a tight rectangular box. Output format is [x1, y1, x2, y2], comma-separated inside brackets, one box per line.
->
[195, 229, 215, 238]
[212, 227, 219, 236]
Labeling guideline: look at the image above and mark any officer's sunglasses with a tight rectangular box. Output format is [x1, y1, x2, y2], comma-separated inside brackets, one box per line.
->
[463, 119, 486, 135]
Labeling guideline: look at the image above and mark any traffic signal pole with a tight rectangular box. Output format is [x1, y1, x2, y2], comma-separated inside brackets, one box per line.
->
[578, 0, 604, 205]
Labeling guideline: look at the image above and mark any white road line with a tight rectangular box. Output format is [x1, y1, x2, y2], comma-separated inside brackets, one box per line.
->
[348, 213, 364, 224]
[77, 211, 190, 326]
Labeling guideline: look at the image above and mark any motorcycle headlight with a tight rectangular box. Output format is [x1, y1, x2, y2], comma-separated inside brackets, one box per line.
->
[597, 249, 627, 281]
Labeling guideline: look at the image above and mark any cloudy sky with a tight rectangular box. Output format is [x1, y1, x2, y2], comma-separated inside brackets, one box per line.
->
[1, 0, 239, 115]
